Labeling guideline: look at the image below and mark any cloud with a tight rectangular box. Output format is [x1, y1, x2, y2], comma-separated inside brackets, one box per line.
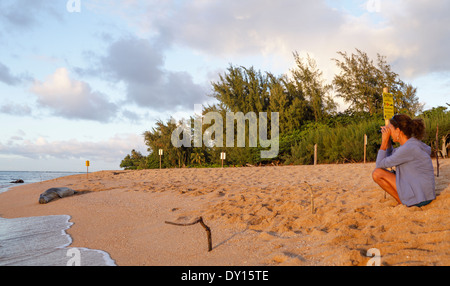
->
[129, 0, 449, 82]
[84, 36, 208, 111]
[0, 133, 144, 163]
[160, 0, 344, 57]
[30, 68, 118, 122]
[0, 102, 32, 116]
[0, 61, 24, 85]
[0, 0, 61, 31]
[378, 0, 450, 77]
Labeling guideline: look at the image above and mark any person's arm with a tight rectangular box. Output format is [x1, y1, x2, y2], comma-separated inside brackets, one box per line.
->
[376, 125, 410, 169]
[376, 142, 413, 169]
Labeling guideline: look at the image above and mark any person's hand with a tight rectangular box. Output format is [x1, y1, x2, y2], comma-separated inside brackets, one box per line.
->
[381, 125, 391, 139]
[380, 126, 391, 150]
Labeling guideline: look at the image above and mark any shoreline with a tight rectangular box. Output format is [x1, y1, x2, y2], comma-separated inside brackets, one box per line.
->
[0, 161, 449, 266]
[0, 215, 116, 266]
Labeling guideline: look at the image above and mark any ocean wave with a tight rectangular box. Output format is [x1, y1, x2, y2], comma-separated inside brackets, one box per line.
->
[0, 215, 116, 266]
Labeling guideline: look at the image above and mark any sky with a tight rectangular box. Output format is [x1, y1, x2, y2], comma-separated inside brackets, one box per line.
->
[0, 0, 449, 172]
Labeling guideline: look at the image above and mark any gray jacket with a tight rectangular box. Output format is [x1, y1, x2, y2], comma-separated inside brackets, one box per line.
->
[376, 137, 436, 206]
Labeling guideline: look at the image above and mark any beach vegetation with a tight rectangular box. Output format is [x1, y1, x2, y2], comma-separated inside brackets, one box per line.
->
[120, 149, 147, 170]
[121, 49, 449, 169]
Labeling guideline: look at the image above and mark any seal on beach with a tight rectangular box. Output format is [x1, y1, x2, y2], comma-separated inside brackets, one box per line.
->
[10, 179, 24, 184]
[39, 187, 77, 204]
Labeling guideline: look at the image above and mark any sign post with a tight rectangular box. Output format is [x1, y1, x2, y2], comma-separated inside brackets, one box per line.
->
[220, 152, 226, 168]
[86, 160, 90, 179]
[383, 87, 394, 126]
[364, 134, 367, 164]
[382, 87, 394, 199]
[314, 144, 318, 166]
[159, 149, 163, 169]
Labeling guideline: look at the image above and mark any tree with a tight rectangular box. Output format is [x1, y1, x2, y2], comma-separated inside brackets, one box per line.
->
[394, 83, 424, 116]
[143, 118, 192, 168]
[211, 64, 314, 135]
[211, 65, 270, 114]
[120, 149, 146, 170]
[333, 49, 401, 115]
[267, 73, 312, 133]
[333, 49, 422, 117]
[291, 52, 336, 121]
[120, 154, 135, 170]
[190, 148, 205, 166]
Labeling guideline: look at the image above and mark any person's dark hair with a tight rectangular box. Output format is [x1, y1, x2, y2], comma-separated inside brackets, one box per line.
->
[390, 114, 426, 140]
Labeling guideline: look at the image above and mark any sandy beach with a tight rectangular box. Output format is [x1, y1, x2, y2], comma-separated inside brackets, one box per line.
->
[0, 159, 449, 266]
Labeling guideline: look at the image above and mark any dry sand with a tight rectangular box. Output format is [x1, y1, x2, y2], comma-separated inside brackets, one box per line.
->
[0, 159, 449, 266]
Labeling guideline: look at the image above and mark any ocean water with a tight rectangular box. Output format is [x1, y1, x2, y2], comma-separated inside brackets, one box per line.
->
[0, 171, 82, 194]
[0, 215, 116, 266]
[0, 172, 116, 266]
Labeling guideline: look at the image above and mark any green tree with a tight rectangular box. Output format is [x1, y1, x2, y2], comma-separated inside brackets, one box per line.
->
[143, 118, 192, 168]
[211, 64, 314, 135]
[267, 73, 312, 134]
[211, 65, 270, 114]
[190, 148, 205, 166]
[120, 154, 135, 170]
[394, 83, 424, 116]
[291, 52, 336, 121]
[120, 149, 146, 170]
[333, 49, 398, 115]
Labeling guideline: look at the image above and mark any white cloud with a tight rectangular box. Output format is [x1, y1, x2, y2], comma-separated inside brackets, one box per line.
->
[0, 61, 24, 85]
[84, 36, 209, 111]
[0, 133, 145, 163]
[0, 0, 60, 31]
[31, 68, 118, 122]
[131, 0, 450, 82]
[378, 0, 450, 77]
[154, 0, 345, 57]
[0, 102, 31, 116]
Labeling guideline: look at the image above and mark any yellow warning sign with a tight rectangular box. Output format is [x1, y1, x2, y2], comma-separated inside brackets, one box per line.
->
[86, 161, 90, 167]
[383, 93, 394, 121]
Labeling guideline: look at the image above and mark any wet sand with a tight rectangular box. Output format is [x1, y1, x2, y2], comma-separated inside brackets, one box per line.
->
[0, 159, 449, 266]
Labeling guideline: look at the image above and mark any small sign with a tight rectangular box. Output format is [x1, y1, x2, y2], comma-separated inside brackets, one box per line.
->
[86, 161, 90, 167]
[383, 92, 394, 121]
[220, 152, 226, 160]
[159, 149, 163, 156]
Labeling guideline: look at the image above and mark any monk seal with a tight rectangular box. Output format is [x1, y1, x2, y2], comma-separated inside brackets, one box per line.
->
[39, 187, 77, 204]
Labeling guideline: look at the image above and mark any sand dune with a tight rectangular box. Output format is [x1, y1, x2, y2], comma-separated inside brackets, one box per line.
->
[0, 159, 448, 266]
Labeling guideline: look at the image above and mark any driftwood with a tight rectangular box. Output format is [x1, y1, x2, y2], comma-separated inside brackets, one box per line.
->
[165, 217, 212, 252]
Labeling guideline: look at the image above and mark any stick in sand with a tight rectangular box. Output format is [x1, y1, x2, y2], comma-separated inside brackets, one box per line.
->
[436, 123, 440, 177]
[304, 181, 314, 214]
[165, 216, 212, 252]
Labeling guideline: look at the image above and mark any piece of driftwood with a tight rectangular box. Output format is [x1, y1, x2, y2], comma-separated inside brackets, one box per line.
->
[165, 217, 212, 252]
